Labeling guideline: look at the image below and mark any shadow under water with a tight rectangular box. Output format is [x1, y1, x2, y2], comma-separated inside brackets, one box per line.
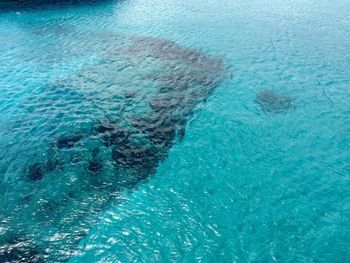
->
[0, 23, 227, 262]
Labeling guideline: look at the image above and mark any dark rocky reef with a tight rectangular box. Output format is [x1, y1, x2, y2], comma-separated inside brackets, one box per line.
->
[91, 147, 100, 158]
[132, 113, 180, 149]
[256, 89, 293, 113]
[0, 236, 43, 263]
[95, 120, 160, 172]
[25, 162, 44, 181]
[0, 28, 227, 262]
[94, 121, 129, 147]
[94, 121, 116, 134]
[56, 133, 83, 149]
[111, 141, 157, 172]
[87, 148, 103, 175]
[24, 148, 62, 182]
[87, 159, 103, 175]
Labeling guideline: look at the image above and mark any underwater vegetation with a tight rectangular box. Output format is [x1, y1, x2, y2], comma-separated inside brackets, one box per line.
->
[0, 22, 227, 262]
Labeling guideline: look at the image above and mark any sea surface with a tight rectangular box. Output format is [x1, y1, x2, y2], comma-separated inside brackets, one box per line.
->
[0, 0, 350, 262]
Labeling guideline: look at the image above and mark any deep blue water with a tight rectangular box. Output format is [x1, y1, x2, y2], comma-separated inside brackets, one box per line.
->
[0, 0, 350, 262]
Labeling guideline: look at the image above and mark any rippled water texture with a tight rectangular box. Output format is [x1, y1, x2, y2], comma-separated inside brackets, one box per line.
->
[1, 0, 350, 262]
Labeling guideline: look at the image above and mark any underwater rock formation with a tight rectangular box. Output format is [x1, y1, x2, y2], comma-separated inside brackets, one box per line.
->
[56, 133, 83, 149]
[87, 148, 103, 175]
[95, 122, 129, 147]
[0, 25, 227, 262]
[0, 236, 42, 263]
[24, 153, 62, 182]
[111, 141, 157, 171]
[94, 121, 115, 134]
[87, 159, 103, 174]
[255, 89, 293, 113]
[25, 162, 44, 181]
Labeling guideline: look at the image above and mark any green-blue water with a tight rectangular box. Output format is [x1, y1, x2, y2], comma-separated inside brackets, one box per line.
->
[1, 0, 350, 262]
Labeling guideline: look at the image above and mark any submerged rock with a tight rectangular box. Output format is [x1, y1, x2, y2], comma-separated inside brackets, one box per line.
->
[112, 140, 157, 171]
[132, 108, 183, 148]
[69, 152, 83, 164]
[1, 28, 227, 261]
[103, 129, 129, 147]
[87, 159, 103, 175]
[25, 162, 44, 181]
[56, 133, 83, 149]
[94, 121, 115, 134]
[91, 147, 100, 158]
[94, 121, 130, 147]
[45, 158, 59, 172]
[24, 155, 61, 182]
[177, 127, 186, 141]
[255, 89, 293, 113]
[0, 237, 42, 263]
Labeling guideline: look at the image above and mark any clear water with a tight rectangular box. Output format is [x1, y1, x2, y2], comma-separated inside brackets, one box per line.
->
[0, 0, 350, 262]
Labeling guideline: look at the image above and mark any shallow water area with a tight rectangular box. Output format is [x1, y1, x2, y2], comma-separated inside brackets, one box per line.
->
[1, 0, 350, 262]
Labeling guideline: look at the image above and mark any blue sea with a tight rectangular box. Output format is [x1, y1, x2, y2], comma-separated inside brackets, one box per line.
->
[0, 0, 350, 262]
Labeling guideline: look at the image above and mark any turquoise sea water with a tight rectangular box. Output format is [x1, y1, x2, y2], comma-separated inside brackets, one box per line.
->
[0, 0, 350, 262]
